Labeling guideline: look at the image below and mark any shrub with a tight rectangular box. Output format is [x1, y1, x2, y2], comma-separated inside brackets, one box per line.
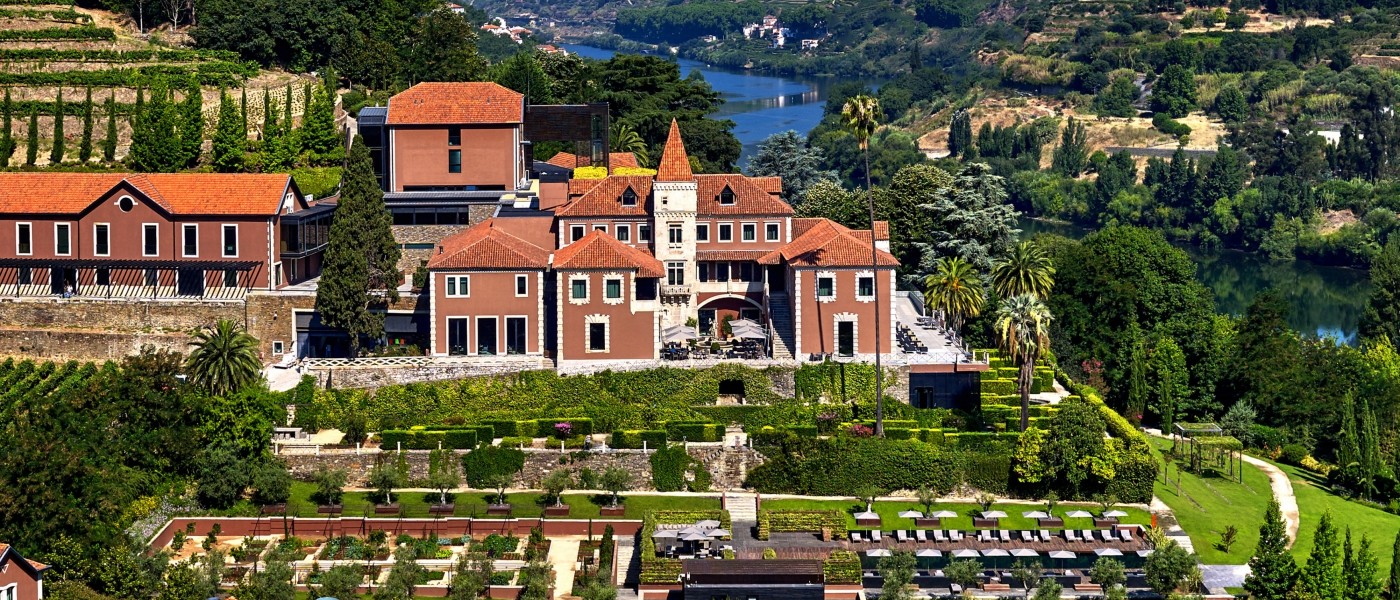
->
[1152, 113, 1192, 136]
[461, 446, 525, 489]
[543, 418, 593, 436]
[983, 379, 1017, 395]
[1281, 444, 1309, 465]
[788, 425, 819, 438]
[610, 430, 667, 449]
[824, 551, 861, 584]
[885, 427, 915, 440]
[442, 429, 478, 449]
[482, 419, 519, 438]
[650, 445, 694, 492]
[665, 421, 724, 442]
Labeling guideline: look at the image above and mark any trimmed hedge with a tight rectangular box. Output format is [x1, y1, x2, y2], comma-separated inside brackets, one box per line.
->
[757, 509, 849, 540]
[824, 550, 861, 584]
[0, 26, 114, 41]
[665, 421, 723, 442]
[610, 430, 668, 449]
[379, 429, 475, 449]
[983, 379, 1017, 395]
[542, 417, 593, 437]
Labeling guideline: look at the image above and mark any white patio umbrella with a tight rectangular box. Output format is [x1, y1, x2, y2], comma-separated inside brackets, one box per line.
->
[681, 532, 712, 542]
[651, 530, 678, 538]
[916, 549, 943, 557]
[1022, 511, 1050, 519]
[951, 549, 980, 558]
[1065, 510, 1093, 518]
[1048, 551, 1076, 559]
[1011, 549, 1040, 558]
[867, 548, 893, 557]
[981, 510, 1008, 519]
[677, 526, 702, 535]
[981, 549, 1010, 557]
[706, 529, 731, 538]
[1094, 548, 1124, 557]
[854, 510, 880, 520]
[662, 325, 698, 343]
[1103, 510, 1129, 518]
[696, 519, 722, 529]
[931, 510, 959, 518]
[1136, 549, 1154, 557]
[731, 328, 768, 340]
[732, 318, 761, 328]
[899, 510, 925, 518]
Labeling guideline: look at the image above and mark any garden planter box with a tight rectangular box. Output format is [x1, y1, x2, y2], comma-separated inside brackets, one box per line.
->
[317, 504, 343, 515]
[914, 518, 941, 527]
[1094, 518, 1119, 527]
[973, 518, 999, 528]
[260, 504, 286, 515]
[375, 503, 401, 515]
[1038, 518, 1064, 528]
[600, 506, 626, 516]
[855, 516, 881, 527]
[545, 505, 571, 516]
[429, 504, 455, 515]
[487, 504, 512, 516]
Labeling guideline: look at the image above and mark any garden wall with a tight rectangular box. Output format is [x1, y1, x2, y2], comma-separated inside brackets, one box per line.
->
[148, 516, 641, 552]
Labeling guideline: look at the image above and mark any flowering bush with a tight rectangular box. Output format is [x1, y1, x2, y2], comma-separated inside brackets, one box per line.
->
[848, 424, 874, 438]
[554, 422, 573, 438]
[816, 411, 839, 433]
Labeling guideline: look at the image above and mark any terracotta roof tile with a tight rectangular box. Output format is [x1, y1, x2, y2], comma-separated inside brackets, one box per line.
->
[568, 178, 604, 197]
[387, 82, 524, 125]
[696, 174, 794, 216]
[0, 173, 294, 215]
[656, 119, 693, 181]
[427, 219, 551, 270]
[544, 152, 641, 171]
[553, 229, 664, 277]
[759, 218, 898, 268]
[749, 176, 782, 195]
[696, 249, 770, 261]
[556, 176, 653, 217]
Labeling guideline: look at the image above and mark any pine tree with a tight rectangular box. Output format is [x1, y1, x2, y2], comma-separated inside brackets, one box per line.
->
[25, 107, 38, 166]
[211, 90, 244, 173]
[78, 87, 93, 163]
[0, 88, 14, 166]
[1052, 117, 1089, 177]
[1302, 511, 1345, 600]
[314, 136, 402, 357]
[179, 76, 203, 167]
[49, 90, 64, 165]
[128, 79, 183, 172]
[102, 91, 117, 162]
[1351, 534, 1384, 600]
[301, 82, 339, 157]
[1245, 497, 1299, 600]
[1386, 532, 1400, 600]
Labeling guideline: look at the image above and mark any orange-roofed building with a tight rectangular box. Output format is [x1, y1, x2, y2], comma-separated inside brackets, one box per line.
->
[0, 172, 332, 299]
[0, 543, 51, 600]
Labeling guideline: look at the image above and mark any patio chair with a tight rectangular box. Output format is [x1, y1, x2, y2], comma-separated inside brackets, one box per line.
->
[1099, 529, 1115, 542]
[999, 530, 1012, 543]
[933, 530, 947, 542]
[1082, 530, 1095, 541]
[980, 530, 993, 542]
[896, 530, 909, 542]
[916, 530, 928, 542]
[1021, 530, 1034, 542]
[850, 531, 864, 543]
[871, 530, 883, 543]
[950, 584, 963, 594]
[950, 530, 964, 542]
[1064, 530, 1078, 542]
[1120, 529, 1134, 542]
[1039, 530, 1052, 543]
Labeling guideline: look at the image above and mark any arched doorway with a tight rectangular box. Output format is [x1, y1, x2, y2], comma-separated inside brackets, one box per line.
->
[696, 295, 764, 338]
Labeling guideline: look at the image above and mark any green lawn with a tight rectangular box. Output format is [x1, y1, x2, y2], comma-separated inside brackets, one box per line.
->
[273, 482, 719, 519]
[759, 498, 1151, 531]
[1149, 437, 1274, 564]
[1267, 460, 1400, 573]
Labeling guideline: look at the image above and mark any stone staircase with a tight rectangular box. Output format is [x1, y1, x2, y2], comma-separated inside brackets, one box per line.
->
[726, 492, 758, 522]
[768, 292, 795, 360]
[614, 536, 638, 587]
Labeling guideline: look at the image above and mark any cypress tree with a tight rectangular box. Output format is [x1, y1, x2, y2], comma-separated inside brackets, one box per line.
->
[1052, 117, 1089, 177]
[78, 87, 93, 163]
[314, 136, 402, 357]
[0, 88, 14, 166]
[239, 87, 248, 139]
[283, 82, 293, 133]
[49, 89, 63, 164]
[1387, 532, 1400, 600]
[261, 88, 276, 142]
[1360, 396, 1382, 499]
[1302, 511, 1345, 600]
[1351, 534, 1384, 600]
[301, 82, 339, 157]
[178, 76, 203, 167]
[25, 107, 38, 166]
[1244, 497, 1299, 600]
[128, 79, 182, 172]
[211, 90, 244, 173]
[102, 91, 117, 162]
[1340, 393, 1361, 468]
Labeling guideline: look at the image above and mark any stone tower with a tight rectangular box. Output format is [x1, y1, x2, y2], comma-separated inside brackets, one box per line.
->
[652, 119, 698, 328]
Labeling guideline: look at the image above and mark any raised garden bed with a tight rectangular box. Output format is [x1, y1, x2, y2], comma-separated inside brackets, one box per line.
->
[914, 517, 941, 527]
[317, 504, 343, 515]
[375, 503, 401, 515]
[1039, 517, 1065, 528]
[973, 517, 1000, 527]
[545, 504, 571, 516]
[1094, 517, 1119, 527]
[487, 504, 512, 516]
[601, 505, 626, 516]
[260, 504, 286, 515]
[429, 503, 455, 515]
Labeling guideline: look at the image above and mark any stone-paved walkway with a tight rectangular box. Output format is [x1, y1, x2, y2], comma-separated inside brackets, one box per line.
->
[546, 537, 579, 599]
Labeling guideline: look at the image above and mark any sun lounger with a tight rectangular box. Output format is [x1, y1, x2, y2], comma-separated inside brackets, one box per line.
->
[1082, 530, 1095, 541]
[1120, 529, 1134, 542]
[851, 531, 864, 543]
[871, 530, 883, 543]
[916, 530, 928, 542]
[1021, 530, 1034, 542]
[1100, 529, 1115, 542]
[896, 530, 909, 542]
[980, 530, 993, 542]
[1065, 530, 1078, 542]
[951, 584, 964, 594]
[951, 530, 964, 541]
[1039, 530, 1052, 542]
[999, 530, 1012, 543]
[933, 530, 947, 542]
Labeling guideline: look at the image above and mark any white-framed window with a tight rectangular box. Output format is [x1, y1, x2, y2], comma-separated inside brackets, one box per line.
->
[816, 274, 836, 300]
[15, 222, 31, 255]
[272, 341, 285, 355]
[717, 223, 733, 242]
[515, 274, 529, 297]
[604, 276, 624, 303]
[857, 274, 876, 301]
[444, 275, 470, 297]
[142, 223, 159, 256]
[719, 186, 735, 205]
[1, 582, 17, 600]
[54, 222, 71, 256]
[668, 224, 683, 245]
[585, 314, 609, 353]
[570, 224, 585, 242]
[569, 275, 589, 304]
[741, 222, 757, 242]
[446, 317, 470, 356]
[117, 195, 135, 212]
[696, 223, 710, 242]
[222, 224, 239, 257]
[182, 224, 199, 257]
[616, 224, 631, 243]
[93, 223, 110, 256]
[765, 222, 780, 242]
[715, 261, 730, 281]
[667, 261, 685, 286]
[639, 223, 651, 242]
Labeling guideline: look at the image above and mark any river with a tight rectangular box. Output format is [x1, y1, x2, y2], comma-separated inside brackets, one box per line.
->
[561, 44, 832, 167]
[560, 44, 1370, 342]
[1019, 219, 1372, 343]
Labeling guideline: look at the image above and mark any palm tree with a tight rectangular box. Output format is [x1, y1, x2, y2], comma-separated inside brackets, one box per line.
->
[842, 94, 885, 436]
[991, 241, 1055, 299]
[924, 256, 985, 337]
[186, 319, 262, 396]
[610, 122, 649, 167]
[994, 294, 1053, 432]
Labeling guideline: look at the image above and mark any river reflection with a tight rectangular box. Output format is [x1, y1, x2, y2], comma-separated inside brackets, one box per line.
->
[1019, 218, 1371, 342]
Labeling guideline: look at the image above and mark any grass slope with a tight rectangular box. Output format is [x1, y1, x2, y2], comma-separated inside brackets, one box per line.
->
[1269, 460, 1400, 573]
[1149, 437, 1273, 565]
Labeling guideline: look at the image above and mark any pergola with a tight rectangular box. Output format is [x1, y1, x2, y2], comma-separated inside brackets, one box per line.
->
[1172, 422, 1244, 482]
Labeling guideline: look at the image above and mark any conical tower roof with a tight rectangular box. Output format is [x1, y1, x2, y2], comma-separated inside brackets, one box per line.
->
[655, 119, 694, 182]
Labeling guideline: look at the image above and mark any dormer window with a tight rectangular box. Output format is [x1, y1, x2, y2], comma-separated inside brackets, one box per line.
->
[621, 187, 637, 207]
[719, 186, 735, 205]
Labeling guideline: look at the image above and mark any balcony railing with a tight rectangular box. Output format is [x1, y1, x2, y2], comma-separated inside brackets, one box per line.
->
[660, 284, 692, 296]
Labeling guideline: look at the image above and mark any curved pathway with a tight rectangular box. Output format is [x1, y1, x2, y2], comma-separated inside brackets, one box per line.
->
[1241, 454, 1300, 545]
